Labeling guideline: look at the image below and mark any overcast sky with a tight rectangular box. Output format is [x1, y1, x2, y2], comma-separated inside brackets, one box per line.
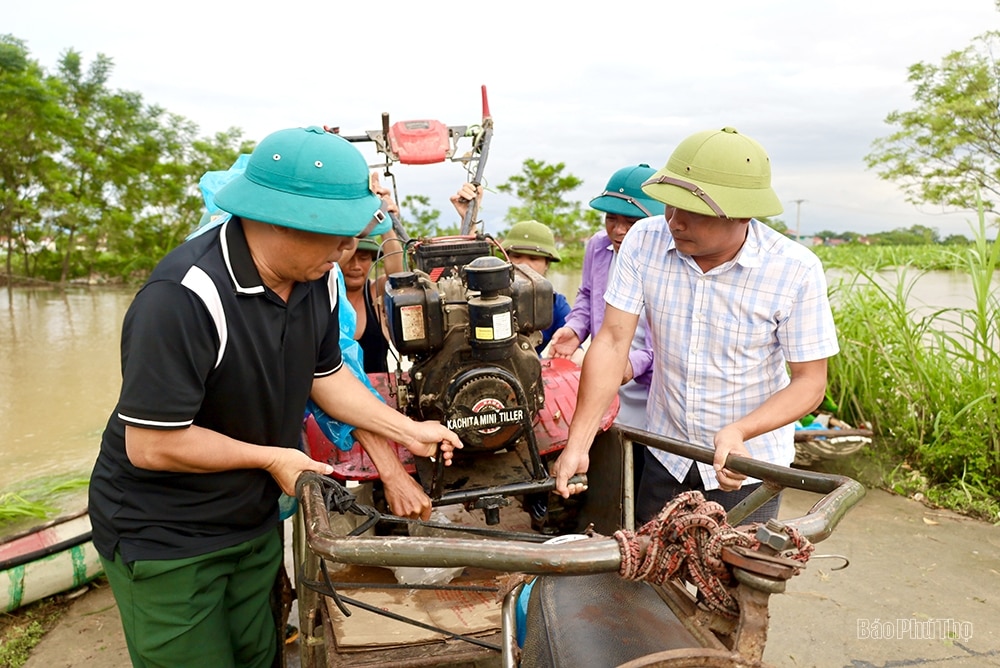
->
[7, 1, 1000, 238]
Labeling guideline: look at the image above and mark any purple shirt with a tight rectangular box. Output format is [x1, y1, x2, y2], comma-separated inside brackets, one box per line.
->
[564, 231, 653, 388]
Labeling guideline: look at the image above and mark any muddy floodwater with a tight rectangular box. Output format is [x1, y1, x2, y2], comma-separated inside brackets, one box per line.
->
[2, 268, 997, 492]
[1, 287, 133, 491]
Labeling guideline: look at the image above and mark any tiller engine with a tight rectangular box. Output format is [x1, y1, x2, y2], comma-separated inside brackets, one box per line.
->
[384, 237, 555, 506]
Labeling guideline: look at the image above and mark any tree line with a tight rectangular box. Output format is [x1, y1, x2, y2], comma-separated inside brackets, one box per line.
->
[0, 35, 253, 284]
[0, 34, 603, 284]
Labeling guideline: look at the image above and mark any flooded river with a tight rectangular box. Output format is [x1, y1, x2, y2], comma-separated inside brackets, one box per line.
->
[2, 268, 997, 492]
[1, 287, 134, 491]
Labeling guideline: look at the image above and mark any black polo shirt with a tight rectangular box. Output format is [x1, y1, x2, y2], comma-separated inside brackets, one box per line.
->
[89, 218, 343, 562]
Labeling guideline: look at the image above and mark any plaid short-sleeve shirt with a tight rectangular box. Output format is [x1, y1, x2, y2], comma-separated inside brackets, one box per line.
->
[605, 216, 839, 489]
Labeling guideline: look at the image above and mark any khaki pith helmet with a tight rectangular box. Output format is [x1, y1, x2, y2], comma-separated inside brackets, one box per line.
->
[355, 238, 380, 255]
[641, 127, 783, 219]
[501, 220, 561, 262]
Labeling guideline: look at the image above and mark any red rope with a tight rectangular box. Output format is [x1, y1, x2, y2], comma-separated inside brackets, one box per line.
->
[614, 491, 812, 618]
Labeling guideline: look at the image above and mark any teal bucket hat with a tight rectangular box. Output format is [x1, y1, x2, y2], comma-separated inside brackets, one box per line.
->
[214, 126, 391, 236]
[589, 164, 666, 219]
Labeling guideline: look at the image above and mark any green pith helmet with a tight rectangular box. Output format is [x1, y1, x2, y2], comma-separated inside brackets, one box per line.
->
[355, 238, 380, 255]
[641, 127, 783, 219]
[589, 164, 666, 219]
[501, 220, 561, 262]
[214, 126, 390, 236]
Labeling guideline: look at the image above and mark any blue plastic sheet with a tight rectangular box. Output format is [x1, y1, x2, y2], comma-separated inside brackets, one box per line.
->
[187, 154, 250, 240]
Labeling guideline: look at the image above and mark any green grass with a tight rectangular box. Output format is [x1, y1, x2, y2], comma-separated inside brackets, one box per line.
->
[0, 619, 46, 667]
[0, 494, 53, 524]
[813, 243, 974, 271]
[0, 476, 89, 528]
[1, 474, 102, 666]
[823, 207, 1000, 523]
[0, 594, 76, 668]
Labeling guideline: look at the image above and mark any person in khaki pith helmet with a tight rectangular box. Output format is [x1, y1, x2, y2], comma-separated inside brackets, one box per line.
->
[499, 219, 571, 355]
[449, 184, 571, 357]
[551, 127, 840, 526]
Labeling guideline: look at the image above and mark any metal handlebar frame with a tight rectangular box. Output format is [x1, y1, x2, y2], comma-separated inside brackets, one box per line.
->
[296, 429, 864, 574]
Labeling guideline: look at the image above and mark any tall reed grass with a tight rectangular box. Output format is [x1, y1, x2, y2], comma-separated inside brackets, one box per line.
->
[813, 243, 970, 271]
[824, 208, 999, 521]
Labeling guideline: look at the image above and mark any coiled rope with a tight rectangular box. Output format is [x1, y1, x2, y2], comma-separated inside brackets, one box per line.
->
[613, 491, 813, 618]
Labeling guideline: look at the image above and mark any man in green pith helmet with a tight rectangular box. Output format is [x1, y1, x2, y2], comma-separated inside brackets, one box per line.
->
[551, 127, 839, 525]
[500, 219, 571, 354]
[339, 173, 404, 377]
[89, 126, 462, 668]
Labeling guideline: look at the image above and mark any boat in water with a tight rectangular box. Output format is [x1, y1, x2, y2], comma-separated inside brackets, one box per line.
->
[793, 396, 874, 467]
[0, 509, 104, 613]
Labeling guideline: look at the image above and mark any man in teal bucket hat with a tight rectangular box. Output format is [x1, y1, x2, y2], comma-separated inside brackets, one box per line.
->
[545, 163, 663, 517]
[89, 126, 462, 668]
[552, 127, 839, 526]
[550, 163, 665, 431]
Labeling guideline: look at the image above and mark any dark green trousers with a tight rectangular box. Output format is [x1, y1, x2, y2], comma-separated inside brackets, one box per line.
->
[101, 527, 281, 668]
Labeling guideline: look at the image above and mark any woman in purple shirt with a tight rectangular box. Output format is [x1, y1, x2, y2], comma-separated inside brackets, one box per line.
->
[550, 165, 665, 402]
[549, 165, 665, 486]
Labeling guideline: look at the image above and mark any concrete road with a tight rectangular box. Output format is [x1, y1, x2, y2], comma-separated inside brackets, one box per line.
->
[23, 488, 1000, 668]
[764, 488, 999, 667]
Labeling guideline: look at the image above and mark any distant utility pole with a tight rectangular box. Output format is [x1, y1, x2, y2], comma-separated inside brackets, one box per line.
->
[792, 199, 806, 240]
